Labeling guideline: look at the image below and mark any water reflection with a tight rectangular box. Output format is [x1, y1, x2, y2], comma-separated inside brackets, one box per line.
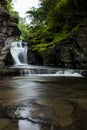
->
[0, 76, 87, 105]
[18, 120, 40, 130]
[0, 75, 87, 130]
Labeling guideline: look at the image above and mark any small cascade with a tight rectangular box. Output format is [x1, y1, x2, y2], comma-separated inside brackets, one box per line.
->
[10, 41, 83, 77]
[55, 69, 82, 77]
[19, 68, 83, 77]
[10, 41, 28, 65]
[20, 68, 57, 76]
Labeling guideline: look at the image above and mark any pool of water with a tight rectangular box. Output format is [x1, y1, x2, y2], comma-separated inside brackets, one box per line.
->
[0, 75, 87, 130]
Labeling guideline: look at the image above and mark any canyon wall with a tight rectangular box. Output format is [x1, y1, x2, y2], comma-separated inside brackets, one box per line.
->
[0, 0, 20, 67]
[40, 25, 87, 69]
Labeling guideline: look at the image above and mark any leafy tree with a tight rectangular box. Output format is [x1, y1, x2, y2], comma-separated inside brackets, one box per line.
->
[6, 0, 19, 18]
[18, 18, 30, 40]
[6, 0, 30, 40]
[6, 0, 87, 52]
[26, 0, 85, 52]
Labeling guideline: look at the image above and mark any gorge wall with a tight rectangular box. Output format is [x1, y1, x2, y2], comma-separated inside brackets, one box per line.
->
[40, 24, 87, 69]
[25, 0, 87, 69]
[0, 0, 20, 67]
[39, 20, 87, 69]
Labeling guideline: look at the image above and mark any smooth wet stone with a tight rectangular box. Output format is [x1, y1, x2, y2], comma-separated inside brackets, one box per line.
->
[0, 119, 9, 129]
[36, 99, 51, 106]
[51, 99, 74, 117]
[71, 98, 87, 111]
[59, 116, 73, 127]
[36, 99, 56, 119]
[50, 99, 74, 127]
[0, 76, 87, 130]
[3, 121, 18, 130]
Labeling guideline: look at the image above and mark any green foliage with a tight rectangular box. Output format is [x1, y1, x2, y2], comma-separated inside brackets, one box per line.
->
[5, 0, 30, 40]
[4, 0, 87, 51]
[11, 0, 85, 52]
[26, 0, 81, 52]
[6, 0, 19, 18]
[26, 7, 46, 28]
[32, 25, 78, 52]
[18, 18, 30, 40]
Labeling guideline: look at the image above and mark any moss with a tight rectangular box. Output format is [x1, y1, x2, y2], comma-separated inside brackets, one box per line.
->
[26, 0, 84, 53]
[32, 43, 48, 52]
[32, 40, 55, 52]
[32, 25, 79, 52]
[71, 25, 79, 34]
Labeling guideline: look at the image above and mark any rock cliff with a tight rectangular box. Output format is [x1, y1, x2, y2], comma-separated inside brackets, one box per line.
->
[40, 24, 87, 69]
[0, 0, 21, 67]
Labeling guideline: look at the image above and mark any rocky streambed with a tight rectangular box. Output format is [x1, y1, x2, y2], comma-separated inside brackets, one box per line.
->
[0, 75, 87, 130]
[0, 99, 87, 130]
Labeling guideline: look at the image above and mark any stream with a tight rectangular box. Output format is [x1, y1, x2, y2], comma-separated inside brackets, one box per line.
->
[0, 41, 87, 130]
[0, 74, 87, 130]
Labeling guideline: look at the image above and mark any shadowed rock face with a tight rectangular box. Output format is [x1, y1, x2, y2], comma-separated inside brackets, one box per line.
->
[41, 24, 87, 69]
[0, 0, 21, 67]
[35, 8, 87, 69]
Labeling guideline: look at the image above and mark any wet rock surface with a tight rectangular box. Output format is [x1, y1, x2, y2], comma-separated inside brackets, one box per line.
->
[0, 0, 21, 67]
[41, 28, 87, 69]
[81, 70, 87, 77]
[0, 67, 86, 78]
[0, 100, 57, 130]
[0, 76, 87, 130]
[0, 99, 87, 130]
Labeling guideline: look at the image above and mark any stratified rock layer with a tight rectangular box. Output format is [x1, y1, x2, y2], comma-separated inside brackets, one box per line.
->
[41, 24, 87, 69]
[0, 0, 21, 67]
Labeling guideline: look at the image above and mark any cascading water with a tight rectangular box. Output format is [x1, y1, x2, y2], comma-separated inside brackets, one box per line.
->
[10, 41, 28, 65]
[10, 41, 83, 77]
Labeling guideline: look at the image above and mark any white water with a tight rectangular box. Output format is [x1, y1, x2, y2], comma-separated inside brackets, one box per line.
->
[19, 68, 83, 77]
[18, 120, 40, 130]
[10, 41, 28, 65]
[15, 106, 40, 130]
[54, 70, 82, 77]
[10, 41, 83, 77]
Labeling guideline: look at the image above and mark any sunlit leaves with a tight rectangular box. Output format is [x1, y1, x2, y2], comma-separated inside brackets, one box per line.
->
[25, 0, 81, 52]
[7, 0, 85, 52]
[18, 18, 30, 40]
[6, 0, 19, 18]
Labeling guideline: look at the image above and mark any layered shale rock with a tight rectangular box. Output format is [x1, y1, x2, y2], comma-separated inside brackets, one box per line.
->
[39, 4, 87, 69]
[41, 24, 87, 69]
[0, 0, 21, 67]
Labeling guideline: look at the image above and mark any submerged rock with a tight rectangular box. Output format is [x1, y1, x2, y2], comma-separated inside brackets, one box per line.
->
[81, 71, 87, 77]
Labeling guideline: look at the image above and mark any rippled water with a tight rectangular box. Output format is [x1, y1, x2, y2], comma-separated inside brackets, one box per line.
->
[0, 75, 87, 130]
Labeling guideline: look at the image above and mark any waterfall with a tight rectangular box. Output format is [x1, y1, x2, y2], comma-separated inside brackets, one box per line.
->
[10, 41, 83, 77]
[10, 41, 28, 65]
